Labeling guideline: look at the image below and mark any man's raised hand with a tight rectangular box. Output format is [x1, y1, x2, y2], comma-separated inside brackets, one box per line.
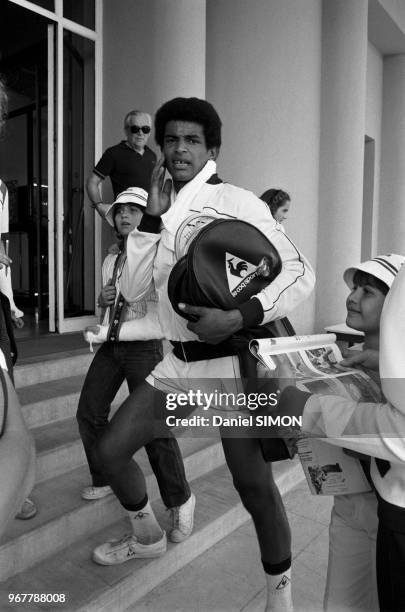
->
[146, 155, 172, 217]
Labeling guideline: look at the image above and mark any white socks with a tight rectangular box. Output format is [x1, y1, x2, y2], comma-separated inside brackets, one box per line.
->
[265, 568, 293, 612]
[127, 500, 164, 545]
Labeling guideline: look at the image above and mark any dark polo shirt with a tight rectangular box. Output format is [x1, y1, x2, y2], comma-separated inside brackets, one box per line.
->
[94, 141, 156, 197]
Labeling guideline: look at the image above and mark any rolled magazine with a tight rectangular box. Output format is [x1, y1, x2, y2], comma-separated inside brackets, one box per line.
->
[250, 333, 381, 495]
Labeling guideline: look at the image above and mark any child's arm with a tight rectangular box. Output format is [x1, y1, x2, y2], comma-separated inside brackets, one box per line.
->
[339, 348, 379, 371]
[276, 386, 405, 465]
[84, 301, 164, 347]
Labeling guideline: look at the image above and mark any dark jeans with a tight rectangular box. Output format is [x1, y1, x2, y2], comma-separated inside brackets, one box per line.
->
[377, 495, 405, 611]
[76, 340, 190, 508]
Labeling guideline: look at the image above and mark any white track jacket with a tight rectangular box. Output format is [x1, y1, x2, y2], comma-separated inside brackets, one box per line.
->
[119, 162, 315, 342]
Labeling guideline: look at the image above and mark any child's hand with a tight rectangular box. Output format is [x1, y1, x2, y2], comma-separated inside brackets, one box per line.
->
[98, 280, 116, 308]
[108, 243, 120, 256]
[340, 348, 379, 371]
[83, 324, 107, 351]
[275, 355, 296, 393]
[11, 313, 24, 329]
[84, 325, 101, 335]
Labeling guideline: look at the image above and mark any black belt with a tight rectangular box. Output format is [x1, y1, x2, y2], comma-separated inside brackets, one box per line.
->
[170, 322, 297, 464]
[171, 340, 235, 362]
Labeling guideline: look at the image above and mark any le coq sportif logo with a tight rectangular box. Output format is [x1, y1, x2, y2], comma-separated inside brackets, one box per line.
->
[225, 252, 258, 296]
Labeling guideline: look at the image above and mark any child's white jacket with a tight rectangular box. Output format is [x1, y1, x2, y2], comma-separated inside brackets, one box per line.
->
[302, 263, 405, 507]
[119, 162, 315, 342]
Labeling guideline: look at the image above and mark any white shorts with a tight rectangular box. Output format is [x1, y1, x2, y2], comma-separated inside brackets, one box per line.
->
[146, 350, 246, 411]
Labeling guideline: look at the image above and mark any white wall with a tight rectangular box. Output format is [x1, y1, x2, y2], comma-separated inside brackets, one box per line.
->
[102, 0, 205, 158]
[102, 0, 156, 213]
[102, 0, 206, 251]
[378, 0, 405, 34]
[206, 0, 323, 333]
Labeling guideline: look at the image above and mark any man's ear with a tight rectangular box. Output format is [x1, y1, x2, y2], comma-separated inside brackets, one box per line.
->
[208, 147, 219, 161]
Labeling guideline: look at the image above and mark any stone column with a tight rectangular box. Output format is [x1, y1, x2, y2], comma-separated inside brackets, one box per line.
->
[316, 0, 369, 329]
[149, 0, 206, 110]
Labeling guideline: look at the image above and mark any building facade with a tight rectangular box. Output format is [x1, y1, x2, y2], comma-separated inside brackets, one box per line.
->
[1, 0, 405, 334]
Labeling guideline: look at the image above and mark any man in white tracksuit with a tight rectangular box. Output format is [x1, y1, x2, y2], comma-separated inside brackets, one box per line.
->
[92, 97, 315, 612]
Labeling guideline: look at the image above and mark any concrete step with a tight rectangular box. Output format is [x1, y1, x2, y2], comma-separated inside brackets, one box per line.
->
[32, 417, 222, 484]
[0, 436, 225, 582]
[32, 416, 86, 482]
[14, 351, 95, 389]
[14, 340, 171, 390]
[0, 461, 305, 612]
[18, 375, 127, 429]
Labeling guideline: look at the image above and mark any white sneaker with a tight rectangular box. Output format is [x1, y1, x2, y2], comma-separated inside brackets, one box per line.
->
[81, 485, 113, 501]
[92, 532, 167, 565]
[169, 493, 196, 543]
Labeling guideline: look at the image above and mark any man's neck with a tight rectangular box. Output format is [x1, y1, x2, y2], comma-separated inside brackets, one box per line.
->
[126, 140, 144, 155]
[173, 180, 186, 194]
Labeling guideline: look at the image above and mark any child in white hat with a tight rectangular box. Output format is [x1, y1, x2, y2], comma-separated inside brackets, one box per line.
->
[323, 254, 404, 611]
[84, 188, 163, 345]
[77, 187, 194, 550]
[276, 253, 405, 611]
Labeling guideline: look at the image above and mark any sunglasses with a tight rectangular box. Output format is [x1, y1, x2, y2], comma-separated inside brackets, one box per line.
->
[128, 125, 151, 134]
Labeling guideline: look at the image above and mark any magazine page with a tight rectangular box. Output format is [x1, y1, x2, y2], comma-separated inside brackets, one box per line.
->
[252, 333, 382, 403]
[250, 333, 337, 358]
[251, 333, 381, 495]
[297, 438, 371, 495]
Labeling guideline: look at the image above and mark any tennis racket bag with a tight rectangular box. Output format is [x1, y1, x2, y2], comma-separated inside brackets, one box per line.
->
[168, 218, 296, 462]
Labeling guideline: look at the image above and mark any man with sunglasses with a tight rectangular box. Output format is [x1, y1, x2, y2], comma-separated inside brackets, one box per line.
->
[87, 110, 156, 218]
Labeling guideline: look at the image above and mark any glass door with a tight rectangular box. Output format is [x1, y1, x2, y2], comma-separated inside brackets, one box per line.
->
[62, 31, 95, 321]
[3, 0, 100, 334]
[55, 19, 99, 333]
[0, 1, 52, 333]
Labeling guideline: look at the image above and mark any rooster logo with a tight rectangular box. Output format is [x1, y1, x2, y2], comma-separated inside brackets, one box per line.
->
[225, 252, 258, 295]
[227, 257, 248, 278]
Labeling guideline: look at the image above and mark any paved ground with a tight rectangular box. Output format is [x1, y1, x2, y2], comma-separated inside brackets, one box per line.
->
[134, 480, 333, 612]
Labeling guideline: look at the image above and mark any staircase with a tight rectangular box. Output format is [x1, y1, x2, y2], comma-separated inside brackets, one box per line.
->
[0, 344, 304, 611]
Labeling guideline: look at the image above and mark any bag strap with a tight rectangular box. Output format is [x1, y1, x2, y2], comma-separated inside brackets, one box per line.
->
[106, 251, 126, 324]
[106, 251, 128, 342]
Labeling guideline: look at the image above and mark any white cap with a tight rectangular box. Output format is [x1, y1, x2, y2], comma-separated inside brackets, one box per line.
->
[104, 187, 148, 227]
[344, 254, 405, 291]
